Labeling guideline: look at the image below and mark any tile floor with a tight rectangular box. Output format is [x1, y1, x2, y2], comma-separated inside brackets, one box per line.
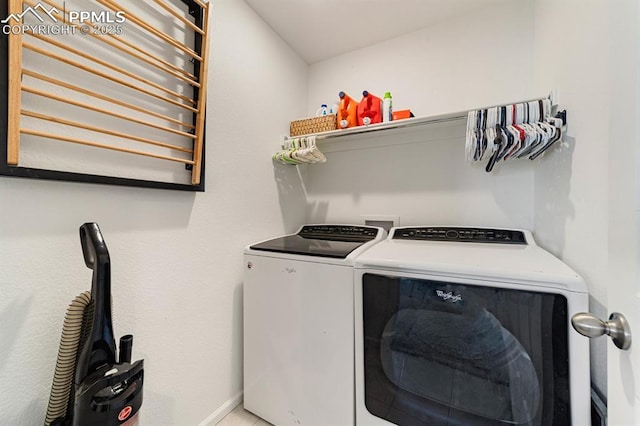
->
[216, 403, 272, 426]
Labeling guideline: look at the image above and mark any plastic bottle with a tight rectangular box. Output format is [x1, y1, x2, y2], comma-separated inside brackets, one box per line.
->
[383, 92, 393, 122]
[357, 91, 383, 126]
[337, 92, 359, 129]
[316, 104, 329, 117]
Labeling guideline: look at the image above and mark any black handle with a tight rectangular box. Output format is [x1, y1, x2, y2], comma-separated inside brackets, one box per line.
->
[80, 223, 109, 270]
[75, 223, 116, 384]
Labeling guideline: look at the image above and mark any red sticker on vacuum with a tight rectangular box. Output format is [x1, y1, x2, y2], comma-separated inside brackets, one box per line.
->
[118, 406, 133, 422]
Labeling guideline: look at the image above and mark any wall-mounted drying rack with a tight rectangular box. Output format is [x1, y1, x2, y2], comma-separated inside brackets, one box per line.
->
[1, 0, 211, 191]
[278, 93, 566, 163]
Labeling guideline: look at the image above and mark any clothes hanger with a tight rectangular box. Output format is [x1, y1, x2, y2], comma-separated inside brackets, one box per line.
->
[307, 136, 326, 163]
[527, 109, 566, 160]
[529, 125, 562, 160]
[466, 111, 476, 162]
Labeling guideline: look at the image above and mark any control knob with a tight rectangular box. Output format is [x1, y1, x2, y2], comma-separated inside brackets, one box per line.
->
[446, 230, 459, 239]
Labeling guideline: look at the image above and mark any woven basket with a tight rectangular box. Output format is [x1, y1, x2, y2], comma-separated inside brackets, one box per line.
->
[290, 114, 337, 137]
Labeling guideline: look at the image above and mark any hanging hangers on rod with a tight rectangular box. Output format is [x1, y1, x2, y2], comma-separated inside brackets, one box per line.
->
[466, 93, 567, 172]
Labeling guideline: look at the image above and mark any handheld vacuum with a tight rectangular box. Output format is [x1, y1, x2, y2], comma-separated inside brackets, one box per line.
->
[45, 223, 144, 426]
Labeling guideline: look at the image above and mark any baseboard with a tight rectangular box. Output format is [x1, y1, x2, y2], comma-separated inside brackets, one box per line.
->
[198, 391, 243, 426]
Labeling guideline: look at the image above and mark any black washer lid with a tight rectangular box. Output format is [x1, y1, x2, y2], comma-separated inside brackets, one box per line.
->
[249, 225, 380, 259]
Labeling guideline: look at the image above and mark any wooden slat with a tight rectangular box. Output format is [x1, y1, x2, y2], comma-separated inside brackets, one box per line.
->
[22, 86, 197, 140]
[22, 0, 200, 88]
[192, 6, 211, 185]
[26, 32, 195, 105]
[7, 0, 23, 165]
[36, 0, 198, 82]
[150, 0, 205, 35]
[23, 69, 195, 130]
[23, 43, 199, 113]
[104, 36, 197, 82]
[22, 110, 194, 154]
[193, 0, 208, 9]
[97, 0, 202, 61]
[21, 129, 196, 165]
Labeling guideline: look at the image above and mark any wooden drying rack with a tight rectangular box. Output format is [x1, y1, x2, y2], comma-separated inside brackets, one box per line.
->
[1, 0, 210, 190]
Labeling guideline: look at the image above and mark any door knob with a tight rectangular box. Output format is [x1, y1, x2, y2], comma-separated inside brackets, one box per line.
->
[571, 312, 632, 350]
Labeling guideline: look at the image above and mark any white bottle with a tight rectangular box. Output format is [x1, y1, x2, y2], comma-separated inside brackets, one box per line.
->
[383, 92, 393, 122]
[316, 104, 329, 117]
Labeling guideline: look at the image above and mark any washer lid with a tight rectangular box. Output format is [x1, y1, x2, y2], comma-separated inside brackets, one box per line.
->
[249, 225, 381, 259]
[356, 228, 586, 292]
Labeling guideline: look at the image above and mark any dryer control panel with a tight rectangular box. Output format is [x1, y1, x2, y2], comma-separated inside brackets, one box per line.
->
[392, 227, 527, 245]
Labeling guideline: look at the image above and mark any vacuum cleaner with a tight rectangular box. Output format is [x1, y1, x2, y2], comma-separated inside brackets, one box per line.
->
[44, 223, 144, 426]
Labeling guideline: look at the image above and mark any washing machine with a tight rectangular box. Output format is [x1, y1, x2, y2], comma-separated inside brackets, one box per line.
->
[244, 224, 386, 426]
[354, 226, 590, 426]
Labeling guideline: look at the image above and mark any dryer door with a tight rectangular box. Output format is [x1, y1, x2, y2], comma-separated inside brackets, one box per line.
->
[360, 273, 571, 426]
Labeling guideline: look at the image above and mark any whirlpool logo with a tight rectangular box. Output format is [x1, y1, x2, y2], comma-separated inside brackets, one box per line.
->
[435, 289, 462, 303]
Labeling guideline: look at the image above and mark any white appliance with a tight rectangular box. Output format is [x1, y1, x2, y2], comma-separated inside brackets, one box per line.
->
[244, 225, 386, 426]
[354, 226, 590, 426]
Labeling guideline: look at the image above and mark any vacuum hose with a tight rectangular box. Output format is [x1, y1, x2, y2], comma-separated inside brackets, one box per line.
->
[44, 292, 91, 426]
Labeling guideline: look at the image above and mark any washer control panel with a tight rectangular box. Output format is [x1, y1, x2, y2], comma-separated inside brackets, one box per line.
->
[299, 225, 379, 241]
[392, 227, 527, 245]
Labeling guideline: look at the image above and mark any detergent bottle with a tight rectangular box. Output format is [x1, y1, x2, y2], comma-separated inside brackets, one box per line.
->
[383, 92, 393, 122]
[357, 91, 383, 126]
[337, 91, 359, 129]
[316, 104, 329, 116]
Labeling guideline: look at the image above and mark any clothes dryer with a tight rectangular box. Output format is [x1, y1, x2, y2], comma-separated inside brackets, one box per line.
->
[354, 227, 590, 426]
[244, 225, 386, 426]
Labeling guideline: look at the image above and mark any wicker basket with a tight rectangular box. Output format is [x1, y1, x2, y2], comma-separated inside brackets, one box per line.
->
[290, 114, 337, 137]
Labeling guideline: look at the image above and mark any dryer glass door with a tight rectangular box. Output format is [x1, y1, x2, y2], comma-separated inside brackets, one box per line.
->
[362, 273, 570, 426]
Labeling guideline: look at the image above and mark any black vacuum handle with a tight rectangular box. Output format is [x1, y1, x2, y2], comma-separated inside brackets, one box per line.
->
[75, 223, 117, 384]
[80, 223, 109, 270]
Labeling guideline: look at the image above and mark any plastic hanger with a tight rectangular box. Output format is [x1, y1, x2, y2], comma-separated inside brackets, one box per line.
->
[466, 110, 478, 162]
[525, 109, 566, 160]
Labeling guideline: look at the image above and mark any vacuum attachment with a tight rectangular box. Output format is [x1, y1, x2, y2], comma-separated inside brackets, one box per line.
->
[45, 223, 144, 426]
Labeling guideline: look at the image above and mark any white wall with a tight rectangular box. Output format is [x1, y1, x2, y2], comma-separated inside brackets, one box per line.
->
[303, 0, 538, 229]
[532, 0, 610, 309]
[0, 1, 308, 424]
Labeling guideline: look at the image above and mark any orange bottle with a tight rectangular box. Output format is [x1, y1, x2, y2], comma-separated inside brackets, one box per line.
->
[337, 91, 359, 129]
[357, 91, 383, 126]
